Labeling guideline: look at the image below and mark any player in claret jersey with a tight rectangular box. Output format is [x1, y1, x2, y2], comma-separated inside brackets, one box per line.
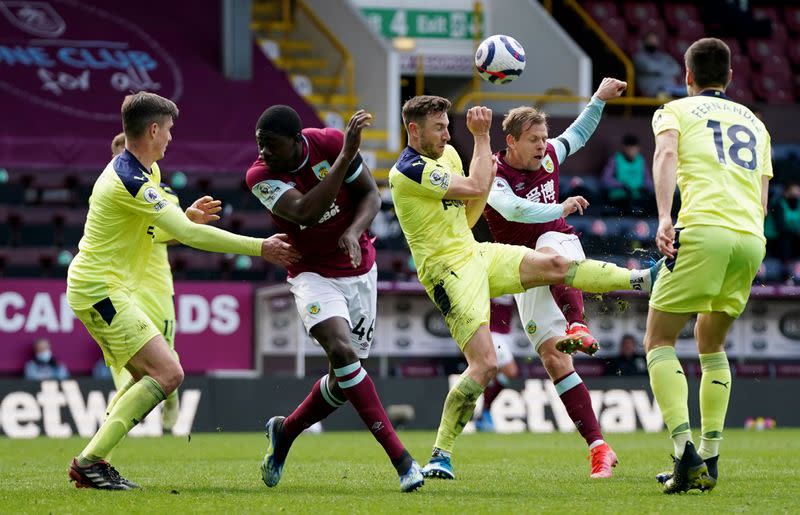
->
[647, 38, 772, 494]
[246, 107, 424, 493]
[483, 78, 628, 478]
[389, 96, 663, 481]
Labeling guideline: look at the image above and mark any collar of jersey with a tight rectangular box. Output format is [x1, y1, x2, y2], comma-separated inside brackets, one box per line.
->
[120, 149, 152, 175]
[698, 89, 731, 101]
[286, 135, 310, 174]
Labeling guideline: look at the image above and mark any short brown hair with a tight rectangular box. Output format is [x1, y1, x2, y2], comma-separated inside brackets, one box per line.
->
[402, 95, 451, 129]
[121, 91, 179, 139]
[685, 38, 730, 90]
[111, 132, 126, 156]
[502, 106, 548, 140]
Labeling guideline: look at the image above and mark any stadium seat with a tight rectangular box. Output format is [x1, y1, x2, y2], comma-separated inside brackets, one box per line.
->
[602, 17, 628, 50]
[758, 258, 784, 284]
[786, 6, 800, 34]
[727, 83, 754, 105]
[573, 361, 606, 377]
[633, 18, 667, 42]
[585, 1, 618, 22]
[747, 38, 785, 62]
[396, 361, 444, 378]
[775, 362, 800, 378]
[664, 4, 699, 31]
[624, 2, 660, 29]
[752, 6, 780, 27]
[753, 74, 794, 104]
[675, 19, 704, 41]
[761, 56, 792, 82]
[787, 39, 800, 67]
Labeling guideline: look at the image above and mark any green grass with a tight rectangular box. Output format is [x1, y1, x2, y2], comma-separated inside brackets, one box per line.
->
[0, 429, 795, 514]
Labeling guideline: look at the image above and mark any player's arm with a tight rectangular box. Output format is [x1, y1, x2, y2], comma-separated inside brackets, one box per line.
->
[653, 129, 679, 258]
[270, 111, 371, 226]
[154, 195, 222, 244]
[340, 163, 381, 268]
[153, 203, 299, 266]
[550, 78, 626, 164]
[487, 177, 588, 222]
[445, 107, 496, 227]
[761, 130, 774, 216]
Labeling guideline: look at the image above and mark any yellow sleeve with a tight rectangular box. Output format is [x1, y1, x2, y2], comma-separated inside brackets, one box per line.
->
[652, 103, 680, 136]
[154, 203, 263, 256]
[151, 185, 181, 243]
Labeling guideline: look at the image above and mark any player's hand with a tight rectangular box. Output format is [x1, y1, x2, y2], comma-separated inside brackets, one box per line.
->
[338, 229, 362, 268]
[594, 77, 627, 101]
[467, 106, 492, 136]
[656, 218, 677, 259]
[186, 196, 222, 224]
[560, 196, 589, 217]
[343, 110, 373, 160]
[261, 233, 301, 267]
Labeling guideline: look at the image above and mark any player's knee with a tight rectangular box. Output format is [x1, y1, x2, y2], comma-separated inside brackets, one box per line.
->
[539, 342, 572, 377]
[547, 255, 571, 280]
[158, 362, 184, 394]
[478, 356, 499, 384]
[328, 337, 357, 365]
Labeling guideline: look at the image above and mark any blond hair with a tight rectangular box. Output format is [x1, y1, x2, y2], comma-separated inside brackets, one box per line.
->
[502, 106, 548, 140]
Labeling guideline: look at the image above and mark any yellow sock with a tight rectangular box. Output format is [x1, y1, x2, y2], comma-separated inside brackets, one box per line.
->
[699, 352, 731, 459]
[647, 346, 692, 457]
[433, 375, 483, 453]
[566, 259, 639, 293]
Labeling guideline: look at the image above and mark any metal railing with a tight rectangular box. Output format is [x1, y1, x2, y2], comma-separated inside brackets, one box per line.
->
[295, 0, 355, 105]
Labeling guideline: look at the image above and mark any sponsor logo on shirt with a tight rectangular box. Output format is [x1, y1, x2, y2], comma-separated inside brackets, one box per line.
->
[542, 155, 555, 174]
[307, 302, 321, 315]
[312, 160, 331, 180]
[153, 200, 168, 212]
[143, 187, 161, 203]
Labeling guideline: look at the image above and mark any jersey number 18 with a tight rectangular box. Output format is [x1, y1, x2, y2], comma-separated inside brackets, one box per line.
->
[706, 120, 757, 171]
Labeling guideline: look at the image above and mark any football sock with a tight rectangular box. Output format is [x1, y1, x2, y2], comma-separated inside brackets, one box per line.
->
[554, 371, 603, 446]
[333, 362, 409, 474]
[550, 284, 585, 326]
[433, 374, 484, 453]
[283, 374, 346, 444]
[78, 376, 166, 466]
[161, 389, 180, 432]
[483, 374, 505, 411]
[105, 376, 136, 417]
[698, 352, 731, 459]
[111, 365, 133, 391]
[565, 259, 641, 293]
[647, 346, 692, 458]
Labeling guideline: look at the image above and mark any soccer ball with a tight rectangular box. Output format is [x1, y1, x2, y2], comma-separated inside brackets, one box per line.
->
[475, 34, 526, 84]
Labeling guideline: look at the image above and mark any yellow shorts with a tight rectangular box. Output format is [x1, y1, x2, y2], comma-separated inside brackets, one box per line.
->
[649, 225, 765, 318]
[423, 242, 528, 350]
[132, 289, 177, 350]
[73, 292, 161, 373]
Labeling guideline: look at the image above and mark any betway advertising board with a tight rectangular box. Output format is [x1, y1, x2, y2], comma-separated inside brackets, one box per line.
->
[1, 377, 797, 438]
[0, 279, 253, 373]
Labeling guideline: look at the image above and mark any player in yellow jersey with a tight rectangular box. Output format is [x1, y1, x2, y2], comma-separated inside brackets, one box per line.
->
[389, 96, 664, 479]
[109, 134, 222, 432]
[67, 92, 300, 490]
[645, 38, 772, 494]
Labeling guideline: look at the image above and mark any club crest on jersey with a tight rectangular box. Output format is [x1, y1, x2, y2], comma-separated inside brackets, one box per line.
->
[307, 302, 321, 315]
[143, 187, 161, 203]
[542, 155, 555, 174]
[312, 161, 331, 180]
[526, 320, 537, 335]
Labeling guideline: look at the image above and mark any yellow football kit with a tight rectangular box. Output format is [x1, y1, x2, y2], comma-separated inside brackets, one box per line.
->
[390, 144, 527, 348]
[68, 150, 262, 371]
[650, 90, 772, 317]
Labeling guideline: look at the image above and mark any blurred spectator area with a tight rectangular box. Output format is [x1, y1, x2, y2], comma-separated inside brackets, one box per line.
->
[580, 1, 800, 104]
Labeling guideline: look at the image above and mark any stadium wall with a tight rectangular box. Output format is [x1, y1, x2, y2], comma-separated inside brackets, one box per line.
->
[481, 0, 591, 116]
[0, 377, 797, 438]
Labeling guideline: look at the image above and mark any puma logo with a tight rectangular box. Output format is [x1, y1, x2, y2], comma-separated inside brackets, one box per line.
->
[675, 370, 685, 375]
[133, 175, 147, 181]
[712, 380, 730, 389]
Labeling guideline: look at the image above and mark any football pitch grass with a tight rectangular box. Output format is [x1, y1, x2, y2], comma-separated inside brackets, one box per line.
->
[1, 429, 795, 513]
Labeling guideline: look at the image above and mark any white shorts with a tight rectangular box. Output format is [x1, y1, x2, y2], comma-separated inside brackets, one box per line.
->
[491, 331, 515, 368]
[287, 264, 377, 358]
[514, 231, 586, 351]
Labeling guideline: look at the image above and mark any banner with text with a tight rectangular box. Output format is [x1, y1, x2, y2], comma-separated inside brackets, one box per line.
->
[0, 279, 253, 374]
[0, 0, 319, 171]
